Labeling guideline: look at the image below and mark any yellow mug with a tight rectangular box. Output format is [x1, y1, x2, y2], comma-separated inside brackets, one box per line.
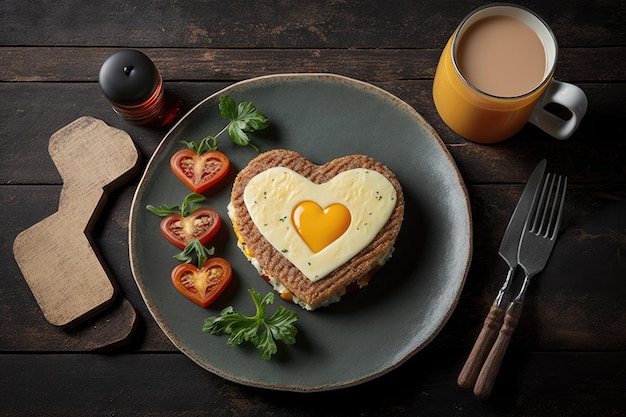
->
[433, 3, 588, 144]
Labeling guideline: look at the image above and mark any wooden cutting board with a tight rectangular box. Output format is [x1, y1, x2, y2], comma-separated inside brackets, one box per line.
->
[13, 116, 141, 333]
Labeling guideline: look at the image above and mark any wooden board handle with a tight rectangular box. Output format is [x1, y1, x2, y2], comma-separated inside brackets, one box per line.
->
[457, 303, 506, 389]
[473, 300, 524, 400]
[13, 117, 140, 328]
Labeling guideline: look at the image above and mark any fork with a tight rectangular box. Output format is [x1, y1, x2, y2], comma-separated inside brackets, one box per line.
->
[473, 172, 568, 400]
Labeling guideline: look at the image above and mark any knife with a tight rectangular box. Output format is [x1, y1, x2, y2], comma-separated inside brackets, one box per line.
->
[457, 159, 547, 389]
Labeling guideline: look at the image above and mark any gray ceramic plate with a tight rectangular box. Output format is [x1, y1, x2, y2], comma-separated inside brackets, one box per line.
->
[129, 74, 472, 392]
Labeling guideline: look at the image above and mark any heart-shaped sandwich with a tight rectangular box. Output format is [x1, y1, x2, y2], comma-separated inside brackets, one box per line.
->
[228, 149, 405, 310]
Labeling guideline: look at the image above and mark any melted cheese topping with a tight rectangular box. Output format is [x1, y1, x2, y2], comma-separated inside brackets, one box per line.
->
[243, 167, 396, 282]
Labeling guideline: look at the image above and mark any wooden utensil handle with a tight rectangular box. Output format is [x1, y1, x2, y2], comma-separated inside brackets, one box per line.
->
[457, 303, 506, 389]
[473, 300, 524, 400]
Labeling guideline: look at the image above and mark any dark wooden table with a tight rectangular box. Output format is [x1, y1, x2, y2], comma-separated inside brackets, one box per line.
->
[1, 1, 625, 415]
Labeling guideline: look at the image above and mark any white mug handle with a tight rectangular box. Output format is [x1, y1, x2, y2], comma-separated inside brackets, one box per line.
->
[529, 80, 588, 140]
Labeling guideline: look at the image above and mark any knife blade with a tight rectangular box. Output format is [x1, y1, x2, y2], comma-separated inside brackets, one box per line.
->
[457, 159, 547, 389]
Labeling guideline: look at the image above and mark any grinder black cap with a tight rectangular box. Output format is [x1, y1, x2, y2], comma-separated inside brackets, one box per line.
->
[98, 49, 161, 105]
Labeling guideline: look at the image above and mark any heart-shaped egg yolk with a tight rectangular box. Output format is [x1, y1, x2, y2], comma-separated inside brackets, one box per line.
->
[292, 201, 351, 253]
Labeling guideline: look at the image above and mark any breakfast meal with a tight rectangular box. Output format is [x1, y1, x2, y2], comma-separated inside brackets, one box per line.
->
[228, 149, 405, 310]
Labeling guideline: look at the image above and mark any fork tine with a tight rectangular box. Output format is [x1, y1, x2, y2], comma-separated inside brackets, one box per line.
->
[536, 174, 554, 236]
[529, 174, 567, 239]
[550, 176, 567, 239]
[543, 176, 562, 238]
[529, 174, 551, 234]
[541, 174, 566, 239]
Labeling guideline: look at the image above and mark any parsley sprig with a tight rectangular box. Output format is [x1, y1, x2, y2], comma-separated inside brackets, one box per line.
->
[180, 95, 268, 153]
[219, 96, 268, 150]
[202, 288, 298, 360]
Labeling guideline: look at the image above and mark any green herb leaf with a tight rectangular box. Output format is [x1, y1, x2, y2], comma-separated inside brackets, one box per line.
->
[174, 239, 215, 267]
[202, 288, 298, 360]
[227, 122, 255, 149]
[266, 305, 299, 345]
[219, 95, 268, 151]
[236, 101, 269, 131]
[179, 193, 206, 216]
[218, 95, 239, 120]
[146, 192, 205, 217]
[146, 203, 180, 217]
[255, 328, 278, 360]
[178, 135, 218, 155]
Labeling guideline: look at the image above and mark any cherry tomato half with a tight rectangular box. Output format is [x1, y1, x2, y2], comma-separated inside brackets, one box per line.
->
[160, 208, 221, 249]
[170, 149, 230, 194]
[171, 258, 232, 308]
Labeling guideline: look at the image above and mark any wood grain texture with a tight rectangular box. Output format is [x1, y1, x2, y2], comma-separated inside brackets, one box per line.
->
[0, 351, 623, 417]
[13, 117, 141, 328]
[457, 303, 506, 389]
[2, 47, 624, 82]
[474, 301, 525, 400]
[1, 0, 624, 48]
